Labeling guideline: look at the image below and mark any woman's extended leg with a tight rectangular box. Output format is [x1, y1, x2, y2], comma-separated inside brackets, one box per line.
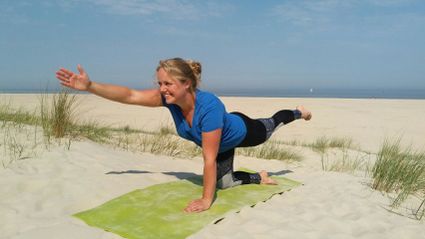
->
[260, 105, 312, 140]
[233, 105, 311, 147]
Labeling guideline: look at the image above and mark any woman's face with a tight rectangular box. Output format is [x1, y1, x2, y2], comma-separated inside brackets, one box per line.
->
[157, 67, 190, 105]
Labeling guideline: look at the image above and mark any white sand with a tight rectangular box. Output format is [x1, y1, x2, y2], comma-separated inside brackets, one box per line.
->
[1, 94, 424, 239]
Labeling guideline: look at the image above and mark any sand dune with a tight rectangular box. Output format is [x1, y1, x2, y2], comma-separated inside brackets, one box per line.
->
[1, 94, 424, 238]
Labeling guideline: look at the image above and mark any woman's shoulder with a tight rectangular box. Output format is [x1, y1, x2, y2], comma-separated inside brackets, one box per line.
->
[196, 90, 222, 105]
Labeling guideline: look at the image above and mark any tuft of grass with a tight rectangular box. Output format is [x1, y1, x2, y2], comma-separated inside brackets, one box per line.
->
[51, 89, 79, 138]
[371, 139, 425, 220]
[1, 121, 43, 168]
[40, 89, 77, 138]
[149, 134, 182, 156]
[307, 136, 355, 171]
[321, 148, 372, 174]
[0, 102, 38, 127]
[280, 139, 300, 147]
[309, 136, 353, 154]
[158, 124, 176, 136]
[237, 141, 302, 161]
[73, 121, 111, 143]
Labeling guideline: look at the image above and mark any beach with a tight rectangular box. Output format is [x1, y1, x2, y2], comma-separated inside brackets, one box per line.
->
[1, 94, 425, 239]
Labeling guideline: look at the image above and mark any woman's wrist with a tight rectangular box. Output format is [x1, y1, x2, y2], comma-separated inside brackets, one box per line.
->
[202, 196, 213, 204]
[86, 80, 94, 92]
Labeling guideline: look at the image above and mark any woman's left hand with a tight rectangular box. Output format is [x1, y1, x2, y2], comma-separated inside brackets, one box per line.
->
[184, 198, 212, 213]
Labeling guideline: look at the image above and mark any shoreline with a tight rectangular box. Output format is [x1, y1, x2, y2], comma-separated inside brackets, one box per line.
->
[1, 88, 425, 100]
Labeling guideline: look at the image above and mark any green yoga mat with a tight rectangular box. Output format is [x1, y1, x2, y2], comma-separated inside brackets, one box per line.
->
[74, 173, 301, 239]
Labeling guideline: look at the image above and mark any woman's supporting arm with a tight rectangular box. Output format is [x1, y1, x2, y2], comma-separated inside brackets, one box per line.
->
[184, 128, 222, 213]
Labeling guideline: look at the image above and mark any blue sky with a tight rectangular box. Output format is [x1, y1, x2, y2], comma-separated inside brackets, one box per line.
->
[1, 0, 424, 92]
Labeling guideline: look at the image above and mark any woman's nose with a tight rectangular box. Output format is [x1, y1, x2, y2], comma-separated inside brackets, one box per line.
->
[159, 84, 166, 92]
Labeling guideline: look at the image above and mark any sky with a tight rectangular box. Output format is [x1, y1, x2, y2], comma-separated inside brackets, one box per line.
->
[1, 0, 425, 93]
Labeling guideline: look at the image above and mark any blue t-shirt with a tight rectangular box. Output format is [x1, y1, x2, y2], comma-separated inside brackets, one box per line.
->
[162, 90, 247, 153]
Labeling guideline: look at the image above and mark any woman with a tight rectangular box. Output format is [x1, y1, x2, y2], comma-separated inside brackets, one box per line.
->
[55, 58, 312, 213]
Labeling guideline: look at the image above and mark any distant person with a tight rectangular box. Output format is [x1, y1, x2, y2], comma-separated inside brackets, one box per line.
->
[55, 58, 312, 213]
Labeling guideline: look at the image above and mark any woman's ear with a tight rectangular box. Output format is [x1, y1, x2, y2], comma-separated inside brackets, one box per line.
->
[184, 81, 191, 90]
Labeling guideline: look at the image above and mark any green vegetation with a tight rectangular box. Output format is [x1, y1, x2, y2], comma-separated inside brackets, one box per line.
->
[306, 136, 366, 172]
[308, 136, 354, 154]
[237, 141, 302, 161]
[0, 102, 42, 167]
[40, 89, 79, 138]
[371, 139, 425, 220]
[0, 102, 38, 126]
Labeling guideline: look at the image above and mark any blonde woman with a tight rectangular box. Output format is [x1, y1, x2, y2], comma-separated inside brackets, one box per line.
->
[56, 58, 312, 213]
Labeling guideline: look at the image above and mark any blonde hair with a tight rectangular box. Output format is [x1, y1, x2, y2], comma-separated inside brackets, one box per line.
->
[156, 58, 202, 92]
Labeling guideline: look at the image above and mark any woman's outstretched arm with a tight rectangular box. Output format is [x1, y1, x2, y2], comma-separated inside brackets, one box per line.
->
[56, 64, 162, 107]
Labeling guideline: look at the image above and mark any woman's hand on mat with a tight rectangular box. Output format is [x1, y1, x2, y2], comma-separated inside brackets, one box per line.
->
[56, 64, 91, 91]
[184, 198, 212, 213]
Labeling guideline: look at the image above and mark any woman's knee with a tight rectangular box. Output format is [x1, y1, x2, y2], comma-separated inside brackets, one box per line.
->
[216, 173, 242, 189]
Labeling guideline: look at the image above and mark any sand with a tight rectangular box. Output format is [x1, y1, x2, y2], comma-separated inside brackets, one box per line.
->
[1, 94, 424, 239]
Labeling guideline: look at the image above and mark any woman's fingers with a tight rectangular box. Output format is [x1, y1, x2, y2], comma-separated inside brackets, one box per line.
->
[184, 199, 208, 213]
[56, 72, 71, 83]
[77, 64, 85, 75]
[56, 74, 68, 83]
[56, 69, 73, 79]
[57, 67, 73, 76]
[184, 201, 196, 212]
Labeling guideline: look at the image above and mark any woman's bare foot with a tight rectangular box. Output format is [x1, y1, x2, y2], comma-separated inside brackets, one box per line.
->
[296, 105, 312, 121]
[259, 170, 277, 185]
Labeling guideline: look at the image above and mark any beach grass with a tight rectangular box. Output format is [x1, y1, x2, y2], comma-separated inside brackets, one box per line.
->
[1, 121, 43, 168]
[237, 141, 302, 161]
[0, 102, 38, 127]
[320, 148, 372, 174]
[1, 101, 43, 167]
[304, 136, 367, 172]
[308, 136, 354, 153]
[371, 139, 425, 220]
[39, 89, 79, 139]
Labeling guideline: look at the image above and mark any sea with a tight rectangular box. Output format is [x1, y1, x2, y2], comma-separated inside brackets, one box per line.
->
[1, 88, 424, 100]
[212, 88, 425, 100]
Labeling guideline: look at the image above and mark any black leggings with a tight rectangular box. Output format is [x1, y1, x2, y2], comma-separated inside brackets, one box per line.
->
[216, 110, 299, 189]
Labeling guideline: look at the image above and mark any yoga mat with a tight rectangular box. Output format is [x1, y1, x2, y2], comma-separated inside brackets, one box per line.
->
[74, 172, 301, 239]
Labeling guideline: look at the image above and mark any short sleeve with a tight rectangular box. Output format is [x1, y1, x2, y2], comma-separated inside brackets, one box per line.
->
[200, 99, 225, 132]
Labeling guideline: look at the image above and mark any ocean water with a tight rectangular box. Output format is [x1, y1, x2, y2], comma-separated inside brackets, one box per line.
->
[213, 88, 425, 99]
[1, 88, 424, 100]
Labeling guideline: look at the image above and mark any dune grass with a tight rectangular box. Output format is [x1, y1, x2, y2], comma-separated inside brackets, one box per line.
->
[0, 102, 38, 126]
[320, 148, 373, 174]
[0, 102, 43, 167]
[308, 136, 354, 153]
[305, 136, 367, 172]
[237, 141, 302, 161]
[278, 136, 367, 171]
[0, 121, 44, 168]
[371, 139, 425, 220]
[40, 89, 80, 139]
